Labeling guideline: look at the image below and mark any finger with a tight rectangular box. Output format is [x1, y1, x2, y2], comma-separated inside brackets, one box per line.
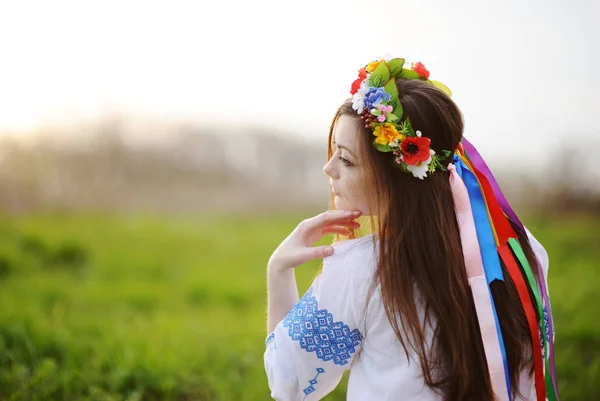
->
[325, 220, 361, 229]
[321, 222, 360, 236]
[322, 226, 353, 237]
[305, 210, 362, 231]
[299, 245, 334, 262]
[322, 222, 359, 231]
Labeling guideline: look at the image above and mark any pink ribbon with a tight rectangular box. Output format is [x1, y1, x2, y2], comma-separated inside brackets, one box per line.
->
[463, 138, 558, 399]
[449, 164, 510, 401]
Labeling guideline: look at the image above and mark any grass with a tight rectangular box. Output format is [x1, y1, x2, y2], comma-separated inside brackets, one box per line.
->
[0, 212, 598, 400]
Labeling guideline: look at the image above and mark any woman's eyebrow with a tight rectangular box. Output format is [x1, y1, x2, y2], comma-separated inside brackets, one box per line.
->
[336, 143, 355, 157]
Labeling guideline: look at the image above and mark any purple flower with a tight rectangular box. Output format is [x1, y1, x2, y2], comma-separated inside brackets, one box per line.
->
[363, 87, 391, 110]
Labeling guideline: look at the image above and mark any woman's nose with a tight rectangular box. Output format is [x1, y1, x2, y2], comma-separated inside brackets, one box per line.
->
[323, 159, 338, 179]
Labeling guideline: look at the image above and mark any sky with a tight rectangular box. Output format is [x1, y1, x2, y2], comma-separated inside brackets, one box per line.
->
[0, 0, 599, 166]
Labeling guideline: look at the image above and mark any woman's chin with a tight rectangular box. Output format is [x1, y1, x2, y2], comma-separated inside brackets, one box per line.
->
[333, 198, 370, 215]
[334, 196, 349, 211]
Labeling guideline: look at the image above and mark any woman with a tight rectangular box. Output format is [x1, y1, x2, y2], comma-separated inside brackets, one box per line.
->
[264, 57, 558, 401]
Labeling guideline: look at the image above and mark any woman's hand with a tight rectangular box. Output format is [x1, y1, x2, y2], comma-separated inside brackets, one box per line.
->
[268, 210, 362, 272]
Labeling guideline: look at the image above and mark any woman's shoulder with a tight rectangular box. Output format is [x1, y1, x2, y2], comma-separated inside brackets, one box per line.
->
[524, 227, 549, 266]
[523, 225, 550, 290]
[318, 234, 379, 321]
[323, 233, 378, 278]
[330, 233, 377, 257]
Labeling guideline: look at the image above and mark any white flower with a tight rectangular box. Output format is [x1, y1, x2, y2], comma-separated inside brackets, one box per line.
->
[351, 79, 370, 113]
[406, 155, 432, 180]
[389, 139, 400, 148]
[416, 130, 422, 137]
[351, 95, 364, 113]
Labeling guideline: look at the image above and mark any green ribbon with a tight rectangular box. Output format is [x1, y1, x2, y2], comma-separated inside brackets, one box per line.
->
[508, 238, 557, 401]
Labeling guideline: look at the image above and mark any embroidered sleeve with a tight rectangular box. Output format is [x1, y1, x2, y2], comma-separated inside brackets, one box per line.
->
[525, 227, 555, 351]
[525, 227, 549, 297]
[264, 239, 372, 400]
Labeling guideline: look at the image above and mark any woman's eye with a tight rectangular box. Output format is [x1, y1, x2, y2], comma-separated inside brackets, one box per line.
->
[339, 156, 352, 167]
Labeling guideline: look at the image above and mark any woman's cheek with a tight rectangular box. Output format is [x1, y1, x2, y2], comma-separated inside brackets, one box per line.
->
[351, 177, 371, 213]
[334, 190, 351, 211]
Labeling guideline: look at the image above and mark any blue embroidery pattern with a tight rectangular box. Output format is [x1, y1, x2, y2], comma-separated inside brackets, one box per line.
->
[542, 306, 550, 359]
[266, 332, 275, 347]
[282, 288, 362, 366]
[303, 367, 325, 399]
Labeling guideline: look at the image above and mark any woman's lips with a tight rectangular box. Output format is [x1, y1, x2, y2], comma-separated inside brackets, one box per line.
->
[330, 182, 340, 196]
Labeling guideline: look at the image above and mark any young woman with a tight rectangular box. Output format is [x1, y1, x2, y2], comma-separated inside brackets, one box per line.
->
[264, 57, 558, 401]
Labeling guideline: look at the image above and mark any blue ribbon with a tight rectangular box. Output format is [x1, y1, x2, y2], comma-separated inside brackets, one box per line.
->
[453, 155, 512, 399]
[453, 156, 504, 283]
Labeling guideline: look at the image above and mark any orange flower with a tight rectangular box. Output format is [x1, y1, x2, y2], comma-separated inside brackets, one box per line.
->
[373, 123, 404, 146]
[365, 60, 381, 73]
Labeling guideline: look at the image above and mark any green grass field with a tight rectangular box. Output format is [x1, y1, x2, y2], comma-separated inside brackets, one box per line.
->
[0, 212, 598, 400]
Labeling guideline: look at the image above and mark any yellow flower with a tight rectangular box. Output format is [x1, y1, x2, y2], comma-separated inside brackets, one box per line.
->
[373, 123, 405, 146]
[365, 60, 381, 73]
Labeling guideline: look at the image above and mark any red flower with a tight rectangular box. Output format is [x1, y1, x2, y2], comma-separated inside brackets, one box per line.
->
[412, 62, 430, 79]
[400, 136, 431, 165]
[350, 68, 368, 95]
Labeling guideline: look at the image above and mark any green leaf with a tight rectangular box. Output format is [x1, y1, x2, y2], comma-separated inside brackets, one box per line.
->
[373, 142, 392, 152]
[387, 114, 399, 122]
[387, 58, 405, 76]
[370, 61, 390, 87]
[402, 118, 416, 136]
[384, 78, 401, 120]
[428, 156, 438, 173]
[431, 80, 452, 97]
[399, 69, 421, 80]
[432, 156, 448, 172]
[440, 149, 452, 160]
[383, 79, 398, 101]
[393, 102, 403, 121]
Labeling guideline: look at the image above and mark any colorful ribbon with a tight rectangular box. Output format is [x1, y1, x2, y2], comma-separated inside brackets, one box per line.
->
[457, 151, 546, 401]
[456, 139, 559, 401]
[453, 157, 512, 397]
[453, 157, 505, 283]
[449, 163, 510, 401]
[462, 138, 559, 401]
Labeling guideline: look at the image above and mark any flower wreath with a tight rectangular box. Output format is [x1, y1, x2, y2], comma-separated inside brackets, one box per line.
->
[350, 57, 453, 179]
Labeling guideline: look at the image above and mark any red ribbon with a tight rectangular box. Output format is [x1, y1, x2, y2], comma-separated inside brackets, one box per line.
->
[462, 152, 547, 401]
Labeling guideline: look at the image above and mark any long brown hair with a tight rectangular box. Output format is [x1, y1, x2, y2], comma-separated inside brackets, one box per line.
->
[327, 79, 541, 400]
